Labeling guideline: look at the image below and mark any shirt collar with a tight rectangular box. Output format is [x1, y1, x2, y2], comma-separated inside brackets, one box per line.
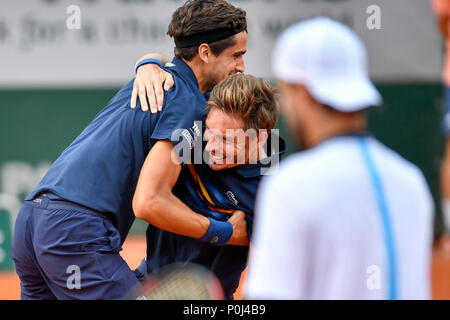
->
[233, 133, 288, 179]
[169, 57, 199, 90]
[311, 130, 372, 149]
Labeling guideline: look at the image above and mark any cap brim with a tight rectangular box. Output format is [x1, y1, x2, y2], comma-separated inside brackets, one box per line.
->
[307, 75, 382, 112]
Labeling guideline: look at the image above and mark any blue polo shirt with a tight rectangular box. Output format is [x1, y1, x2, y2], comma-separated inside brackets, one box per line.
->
[145, 135, 287, 299]
[27, 57, 206, 243]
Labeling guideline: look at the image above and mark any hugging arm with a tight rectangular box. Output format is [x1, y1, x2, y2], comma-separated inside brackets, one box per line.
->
[130, 53, 175, 113]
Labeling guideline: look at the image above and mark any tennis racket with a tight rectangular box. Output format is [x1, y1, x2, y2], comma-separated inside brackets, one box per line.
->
[127, 263, 224, 300]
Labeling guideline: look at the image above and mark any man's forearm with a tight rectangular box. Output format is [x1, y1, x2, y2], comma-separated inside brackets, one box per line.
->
[135, 52, 171, 69]
[136, 193, 250, 246]
[135, 190, 211, 239]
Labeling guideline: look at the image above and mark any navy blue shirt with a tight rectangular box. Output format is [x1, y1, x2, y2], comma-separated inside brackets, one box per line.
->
[145, 135, 287, 299]
[27, 57, 206, 243]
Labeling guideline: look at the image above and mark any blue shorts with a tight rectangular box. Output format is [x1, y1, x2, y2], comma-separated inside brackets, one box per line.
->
[443, 86, 450, 135]
[11, 194, 140, 300]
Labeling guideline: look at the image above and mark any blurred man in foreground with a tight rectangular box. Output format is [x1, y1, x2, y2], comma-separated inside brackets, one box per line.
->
[246, 17, 434, 300]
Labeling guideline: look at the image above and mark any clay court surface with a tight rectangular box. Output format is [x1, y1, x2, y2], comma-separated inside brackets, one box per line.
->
[1, 236, 449, 300]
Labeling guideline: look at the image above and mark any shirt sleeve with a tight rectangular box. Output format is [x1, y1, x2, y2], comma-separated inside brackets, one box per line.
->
[245, 173, 314, 299]
[150, 91, 203, 163]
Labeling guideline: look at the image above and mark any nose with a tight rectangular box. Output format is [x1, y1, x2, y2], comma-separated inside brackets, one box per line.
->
[205, 135, 215, 154]
[236, 56, 245, 73]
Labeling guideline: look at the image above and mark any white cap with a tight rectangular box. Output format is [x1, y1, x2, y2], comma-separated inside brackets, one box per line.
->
[273, 17, 382, 112]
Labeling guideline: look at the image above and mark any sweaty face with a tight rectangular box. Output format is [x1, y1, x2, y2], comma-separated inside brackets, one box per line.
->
[205, 31, 247, 89]
[204, 107, 258, 171]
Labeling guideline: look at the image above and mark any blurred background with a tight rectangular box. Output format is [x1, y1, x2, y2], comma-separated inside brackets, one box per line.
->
[0, 0, 449, 299]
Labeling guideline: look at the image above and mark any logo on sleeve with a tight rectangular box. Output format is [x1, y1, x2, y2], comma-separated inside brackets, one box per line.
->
[192, 122, 202, 138]
[226, 191, 238, 205]
[184, 121, 202, 150]
[181, 129, 194, 149]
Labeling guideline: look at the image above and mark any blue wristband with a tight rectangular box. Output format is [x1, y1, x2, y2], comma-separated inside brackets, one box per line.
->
[200, 218, 233, 246]
[135, 58, 163, 73]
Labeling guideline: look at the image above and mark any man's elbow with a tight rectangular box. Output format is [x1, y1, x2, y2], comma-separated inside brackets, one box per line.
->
[133, 194, 162, 223]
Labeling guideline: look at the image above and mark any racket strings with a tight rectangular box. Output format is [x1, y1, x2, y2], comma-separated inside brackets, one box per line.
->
[137, 271, 212, 300]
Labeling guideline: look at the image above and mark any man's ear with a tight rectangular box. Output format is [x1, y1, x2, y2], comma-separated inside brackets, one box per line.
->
[198, 43, 212, 64]
[256, 130, 269, 149]
[298, 84, 318, 109]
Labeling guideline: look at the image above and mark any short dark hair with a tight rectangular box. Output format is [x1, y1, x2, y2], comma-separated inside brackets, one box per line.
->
[168, 0, 247, 61]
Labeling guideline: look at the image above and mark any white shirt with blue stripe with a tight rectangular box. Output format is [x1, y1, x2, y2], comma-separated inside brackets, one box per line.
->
[246, 135, 434, 300]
